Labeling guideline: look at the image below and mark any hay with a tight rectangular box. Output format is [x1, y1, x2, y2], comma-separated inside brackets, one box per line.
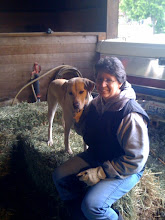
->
[0, 102, 48, 133]
[18, 121, 84, 196]
[0, 101, 165, 219]
[149, 124, 165, 166]
[0, 132, 17, 178]
[114, 169, 165, 219]
[135, 169, 165, 219]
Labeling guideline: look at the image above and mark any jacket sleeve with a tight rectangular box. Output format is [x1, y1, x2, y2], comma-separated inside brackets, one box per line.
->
[102, 112, 149, 179]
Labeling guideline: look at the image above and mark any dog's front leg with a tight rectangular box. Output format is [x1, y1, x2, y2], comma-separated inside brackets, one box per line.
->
[64, 118, 73, 154]
[48, 120, 53, 146]
[47, 99, 58, 146]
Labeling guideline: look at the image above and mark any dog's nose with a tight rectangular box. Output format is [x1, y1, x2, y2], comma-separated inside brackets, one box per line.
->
[73, 101, 80, 109]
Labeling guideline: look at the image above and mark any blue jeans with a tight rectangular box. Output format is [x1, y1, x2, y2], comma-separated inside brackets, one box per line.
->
[52, 154, 143, 220]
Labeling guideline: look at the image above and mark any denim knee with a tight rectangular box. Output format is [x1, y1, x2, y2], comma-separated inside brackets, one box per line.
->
[81, 197, 118, 220]
[81, 198, 104, 219]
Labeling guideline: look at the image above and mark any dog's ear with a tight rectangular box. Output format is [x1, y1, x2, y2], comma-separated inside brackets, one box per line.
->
[83, 78, 95, 92]
[62, 81, 68, 95]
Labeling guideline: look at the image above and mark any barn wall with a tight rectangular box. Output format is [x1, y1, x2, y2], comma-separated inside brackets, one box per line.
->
[0, 32, 105, 102]
[0, 0, 107, 33]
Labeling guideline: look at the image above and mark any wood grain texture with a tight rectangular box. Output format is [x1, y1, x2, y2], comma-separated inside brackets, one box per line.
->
[0, 44, 96, 55]
[0, 35, 98, 45]
[0, 33, 99, 102]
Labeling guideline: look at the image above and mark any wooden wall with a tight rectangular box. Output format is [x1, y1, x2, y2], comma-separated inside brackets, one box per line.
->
[0, 0, 107, 33]
[0, 32, 105, 102]
[0, 0, 110, 103]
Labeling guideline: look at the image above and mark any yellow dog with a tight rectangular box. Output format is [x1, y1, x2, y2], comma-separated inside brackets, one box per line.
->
[47, 77, 95, 154]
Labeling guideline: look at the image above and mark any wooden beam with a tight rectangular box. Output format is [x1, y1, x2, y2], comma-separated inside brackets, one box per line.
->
[0, 32, 106, 38]
[106, 0, 119, 39]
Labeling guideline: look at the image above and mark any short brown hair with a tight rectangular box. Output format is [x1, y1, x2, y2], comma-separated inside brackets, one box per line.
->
[95, 56, 126, 84]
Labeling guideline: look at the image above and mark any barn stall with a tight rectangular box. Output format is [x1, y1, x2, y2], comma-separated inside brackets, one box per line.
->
[0, 0, 118, 102]
[0, 0, 165, 219]
[0, 32, 104, 102]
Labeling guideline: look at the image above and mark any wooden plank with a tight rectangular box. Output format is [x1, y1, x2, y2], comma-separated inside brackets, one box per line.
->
[0, 32, 105, 38]
[0, 83, 30, 94]
[0, 52, 97, 64]
[0, 60, 95, 73]
[0, 43, 96, 55]
[127, 75, 165, 90]
[0, 89, 32, 101]
[0, 63, 33, 73]
[0, 35, 98, 45]
[64, 0, 106, 9]
[0, 64, 96, 83]
[0, 68, 95, 82]
[98, 33, 106, 41]
[57, 9, 106, 31]
[0, 73, 31, 82]
[0, 8, 106, 32]
[0, 66, 96, 82]
[106, 0, 119, 39]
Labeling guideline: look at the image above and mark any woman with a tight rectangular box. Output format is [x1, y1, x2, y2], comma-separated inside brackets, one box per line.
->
[53, 57, 150, 220]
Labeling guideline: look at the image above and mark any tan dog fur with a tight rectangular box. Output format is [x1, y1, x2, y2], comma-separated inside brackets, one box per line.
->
[47, 77, 95, 154]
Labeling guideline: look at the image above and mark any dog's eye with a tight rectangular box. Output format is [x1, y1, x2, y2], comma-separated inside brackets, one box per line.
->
[79, 91, 84, 94]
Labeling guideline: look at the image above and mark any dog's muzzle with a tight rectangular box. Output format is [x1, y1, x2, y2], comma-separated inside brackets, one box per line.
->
[73, 101, 80, 111]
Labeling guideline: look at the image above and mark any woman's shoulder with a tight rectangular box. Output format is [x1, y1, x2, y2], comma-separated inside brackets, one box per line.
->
[123, 99, 149, 124]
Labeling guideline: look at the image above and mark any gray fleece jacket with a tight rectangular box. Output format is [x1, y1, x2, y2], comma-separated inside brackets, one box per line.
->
[77, 81, 150, 179]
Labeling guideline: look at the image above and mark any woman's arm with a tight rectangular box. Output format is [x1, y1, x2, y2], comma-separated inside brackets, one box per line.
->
[102, 112, 149, 178]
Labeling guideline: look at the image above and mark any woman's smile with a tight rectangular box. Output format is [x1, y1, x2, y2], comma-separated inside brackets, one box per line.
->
[96, 72, 122, 102]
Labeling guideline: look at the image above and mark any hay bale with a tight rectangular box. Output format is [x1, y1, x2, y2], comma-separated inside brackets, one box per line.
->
[18, 122, 84, 196]
[114, 169, 165, 219]
[0, 131, 17, 178]
[0, 101, 165, 219]
[18, 122, 165, 219]
[136, 169, 165, 219]
[0, 102, 48, 132]
[0, 97, 20, 107]
[149, 124, 165, 166]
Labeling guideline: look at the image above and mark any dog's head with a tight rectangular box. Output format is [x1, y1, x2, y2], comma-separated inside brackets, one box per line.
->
[62, 77, 95, 112]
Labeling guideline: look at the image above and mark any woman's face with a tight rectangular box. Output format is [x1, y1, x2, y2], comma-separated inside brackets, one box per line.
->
[96, 72, 122, 102]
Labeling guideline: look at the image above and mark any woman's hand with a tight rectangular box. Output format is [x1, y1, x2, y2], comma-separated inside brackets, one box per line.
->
[77, 166, 106, 186]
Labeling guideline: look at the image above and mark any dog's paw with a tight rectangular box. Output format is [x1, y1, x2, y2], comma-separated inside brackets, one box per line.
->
[67, 148, 73, 155]
[48, 140, 53, 146]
